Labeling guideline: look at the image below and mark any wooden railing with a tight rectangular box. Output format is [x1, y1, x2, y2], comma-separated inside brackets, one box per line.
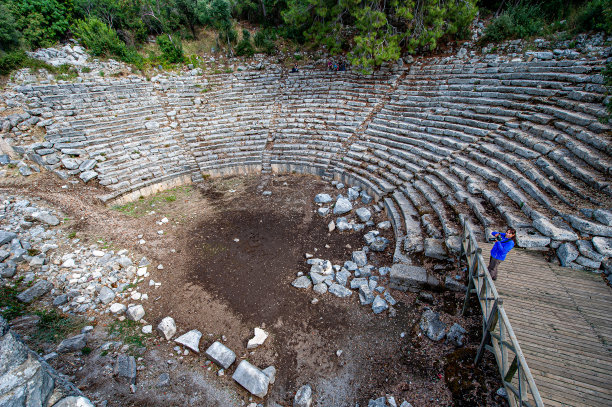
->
[459, 217, 544, 407]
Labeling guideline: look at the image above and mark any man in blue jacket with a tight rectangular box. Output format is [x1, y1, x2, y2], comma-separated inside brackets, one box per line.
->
[488, 228, 516, 281]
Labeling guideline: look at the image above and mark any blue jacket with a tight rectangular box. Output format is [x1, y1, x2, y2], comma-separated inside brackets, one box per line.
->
[490, 231, 515, 261]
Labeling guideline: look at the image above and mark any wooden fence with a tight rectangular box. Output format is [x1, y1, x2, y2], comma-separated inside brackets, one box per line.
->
[459, 218, 544, 407]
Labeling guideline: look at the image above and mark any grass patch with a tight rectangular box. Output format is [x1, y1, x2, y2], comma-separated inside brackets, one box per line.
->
[200, 242, 227, 257]
[32, 309, 87, 344]
[0, 278, 29, 321]
[108, 319, 149, 353]
[67, 231, 77, 239]
[112, 185, 192, 217]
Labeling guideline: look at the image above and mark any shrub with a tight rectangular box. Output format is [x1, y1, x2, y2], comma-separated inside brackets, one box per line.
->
[483, 1, 544, 42]
[235, 29, 255, 57]
[11, 0, 72, 49]
[0, 50, 56, 76]
[254, 29, 276, 54]
[573, 0, 612, 34]
[73, 17, 127, 57]
[156, 34, 185, 63]
[0, 4, 20, 52]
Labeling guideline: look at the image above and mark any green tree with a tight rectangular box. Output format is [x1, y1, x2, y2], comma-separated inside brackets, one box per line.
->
[11, 0, 74, 48]
[73, 16, 127, 56]
[0, 3, 21, 52]
[283, 0, 477, 72]
[157, 33, 184, 62]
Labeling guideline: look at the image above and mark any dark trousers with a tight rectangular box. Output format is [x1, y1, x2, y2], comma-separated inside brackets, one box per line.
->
[488, 257, 502, 280]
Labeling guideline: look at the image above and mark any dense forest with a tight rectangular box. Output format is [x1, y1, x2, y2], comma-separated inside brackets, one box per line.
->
[0, 0, 610, 74]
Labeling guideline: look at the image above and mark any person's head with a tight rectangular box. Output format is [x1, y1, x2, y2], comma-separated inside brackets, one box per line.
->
[506, 228, 517, 242]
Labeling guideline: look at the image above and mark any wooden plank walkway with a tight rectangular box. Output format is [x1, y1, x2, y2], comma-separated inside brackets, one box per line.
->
[481, 243, 612, 407]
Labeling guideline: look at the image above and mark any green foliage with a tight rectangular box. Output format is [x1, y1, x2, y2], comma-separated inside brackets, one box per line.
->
[108, 319, 149, 353]
[573, 0, 612, 34]
[0, 278, 28, 321]
[283, 0, 478, 72]
[254, 29, 277, 54]
[73, 17, 124, 56]
[483, 1, 544, 42]
[0, 50, 60, 76]
[157, 33, 185, 63]
[0, 3, 21, 52]
[10, 0, 73, 49]
[33, 309, 87, 343]
[235, 29, 255, 56]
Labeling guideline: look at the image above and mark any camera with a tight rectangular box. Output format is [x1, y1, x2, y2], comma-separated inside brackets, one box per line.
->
[488, 234, 502, 243]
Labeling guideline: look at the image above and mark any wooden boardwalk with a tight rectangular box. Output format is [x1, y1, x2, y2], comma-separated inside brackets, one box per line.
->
[481, 243, 612, 407]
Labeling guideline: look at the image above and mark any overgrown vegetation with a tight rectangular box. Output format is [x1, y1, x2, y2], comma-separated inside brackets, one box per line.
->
[32, 309, 87, 343]
[108, 319, 149, 354]
[0, 278, 29, 321]
[0, 0, 610, 76]
[482, 0, 612, 43]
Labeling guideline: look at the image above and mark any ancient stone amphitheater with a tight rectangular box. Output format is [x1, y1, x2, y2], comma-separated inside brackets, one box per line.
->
[3, 53, 612, 406]
[11, 57, 612, 266]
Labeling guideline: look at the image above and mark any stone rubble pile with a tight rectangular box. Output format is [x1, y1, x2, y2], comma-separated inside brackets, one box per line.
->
[292, 184, 397, 315]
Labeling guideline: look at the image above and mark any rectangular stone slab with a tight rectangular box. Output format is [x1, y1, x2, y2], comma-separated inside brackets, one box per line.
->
[232, 360, 270, 398]
[390, 264, 439, 292]
[205, 341, 236, 369]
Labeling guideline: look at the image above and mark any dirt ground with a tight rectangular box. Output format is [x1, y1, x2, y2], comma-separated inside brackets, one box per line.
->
[1, 172, 505, 406]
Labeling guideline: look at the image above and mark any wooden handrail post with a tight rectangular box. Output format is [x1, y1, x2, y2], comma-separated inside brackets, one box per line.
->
[475, 298, 500, 365]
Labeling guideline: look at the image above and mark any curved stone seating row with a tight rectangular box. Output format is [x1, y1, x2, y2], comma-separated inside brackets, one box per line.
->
[9, 57, 611, 269]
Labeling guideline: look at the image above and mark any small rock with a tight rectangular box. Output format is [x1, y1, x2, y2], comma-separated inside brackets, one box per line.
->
[142, 325, 153, 334]
[372, 296, 388, 314]
[16, 280, 53, 303]
[328, 283, 352, 298]
[355, 207, 372, 222]
[110, 303, 126, 314]
[352, 250, 367, 267]
[447, 323, 467, 347]
[115, 354, 137, 384]
[262, 366, 276, 384]
[419, 308, 446, 341]
[175, 329, 202, 353]
[98, 286, 115, 304]
[314, 193, 332, 204]
[57, 334, 87, 353]
[157, 372, 170, 387]
[52, 396, 95, 407]
[247, 327, 269, 349]
[294, 384, 313, 407]
[292, 276, 312, 289]
[126, 305, 145, 321]
[333, 196, 353, 215]
[157, 316, 177, 340]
